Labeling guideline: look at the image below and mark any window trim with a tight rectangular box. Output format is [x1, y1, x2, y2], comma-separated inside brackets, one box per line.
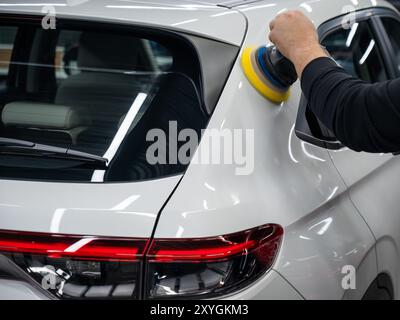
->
[375, 12, 400, 78]
[317, 8, 397, 80]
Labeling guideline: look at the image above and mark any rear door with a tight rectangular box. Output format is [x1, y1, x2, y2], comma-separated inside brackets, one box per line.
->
[320, 8, 400, 298]
[319, 9, 395, 187]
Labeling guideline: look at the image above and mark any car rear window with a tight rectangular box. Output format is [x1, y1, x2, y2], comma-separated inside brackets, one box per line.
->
[0, 18, 207, 183]
[0, 26, 17, 79]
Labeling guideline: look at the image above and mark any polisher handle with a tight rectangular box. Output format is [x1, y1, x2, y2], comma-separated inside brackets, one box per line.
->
[268, 46, 298, 87]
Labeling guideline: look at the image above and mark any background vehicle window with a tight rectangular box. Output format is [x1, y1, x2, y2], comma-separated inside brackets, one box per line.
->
[149, 41, 173, 71]
[55, 30, 81, 79]
[381, 18, 400, 73]
[321, 21, 388, 82]
[0, 27, 17, 81]
[0, 23, 206, 183]
[55, 32, 173, 80]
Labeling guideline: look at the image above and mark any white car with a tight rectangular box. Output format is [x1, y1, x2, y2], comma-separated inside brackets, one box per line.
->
[0, 0, 400, 300]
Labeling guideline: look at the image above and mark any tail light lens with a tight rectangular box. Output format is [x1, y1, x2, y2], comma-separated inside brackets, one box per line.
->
[145, 224, 283, 299]
[0, 224, 283, 299]
[0, 230, 147, 299]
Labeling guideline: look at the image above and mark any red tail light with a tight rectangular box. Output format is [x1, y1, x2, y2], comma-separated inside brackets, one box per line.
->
[0, 224, 283, 299]
[0, 230, 147, 261]
[0, 230, 147, 299]
[146, 224, 283, 298]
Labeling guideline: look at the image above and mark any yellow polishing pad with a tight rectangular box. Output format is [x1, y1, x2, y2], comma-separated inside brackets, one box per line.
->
[241, 46, 290, 104]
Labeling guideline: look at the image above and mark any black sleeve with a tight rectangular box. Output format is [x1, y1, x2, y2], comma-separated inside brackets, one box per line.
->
[300, 57, 400, 153]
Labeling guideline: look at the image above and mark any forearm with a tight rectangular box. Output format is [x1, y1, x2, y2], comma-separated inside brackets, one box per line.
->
[290, 45, 328, 78]
[300, 57, 352, 132]
[301, 57, 400, 153]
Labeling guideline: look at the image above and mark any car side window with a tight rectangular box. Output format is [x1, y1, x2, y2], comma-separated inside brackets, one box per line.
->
[381, 17, 400, 73]
[321, 21, 388, 82]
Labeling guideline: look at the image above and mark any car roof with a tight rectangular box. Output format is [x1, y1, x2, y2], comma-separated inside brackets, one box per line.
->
[0, 0, 396, 46]
[181, 0, 272, 7]
[0, 0, 250, 45]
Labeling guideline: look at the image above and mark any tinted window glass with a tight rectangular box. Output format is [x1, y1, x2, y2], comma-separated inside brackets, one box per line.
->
[55, 32, 173, 80]
[0, 26, 17, 79]
[55, 30, 81, 80]
[382, 18, 400, 73]
[322, 21, 388, 82]
[0, 22, 206, 183]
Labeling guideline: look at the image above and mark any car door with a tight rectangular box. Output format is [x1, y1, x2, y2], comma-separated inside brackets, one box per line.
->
[319, 9, 395, 186]
[319, 8, 400, 298]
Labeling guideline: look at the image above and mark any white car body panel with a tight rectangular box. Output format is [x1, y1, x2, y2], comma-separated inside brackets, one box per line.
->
[0, 176, 181, 237]
[154, 0, 397, 299]
[0, 0, 247, 46]
[342, 159, 400, 298]
[0, 0, 399, 300]
[0, 280, 51, 300]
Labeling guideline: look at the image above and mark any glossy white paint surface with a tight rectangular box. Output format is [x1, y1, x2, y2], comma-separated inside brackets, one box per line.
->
[0, 0, 399, 300]
[342, 158, 400, 298]
[273, 192, 377, 299]
[154, 0, 392, 299]
[328, 149, 400, 299]
[0, 0, 247, 45]
[0, 176, 181, 237]
[0, 280, 50, 300]
[329, 149, 393, 186]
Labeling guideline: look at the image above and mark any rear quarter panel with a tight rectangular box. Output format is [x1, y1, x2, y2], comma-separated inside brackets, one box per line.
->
[154, 0, 381, 299]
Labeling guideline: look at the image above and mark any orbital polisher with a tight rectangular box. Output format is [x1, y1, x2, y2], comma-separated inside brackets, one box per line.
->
[241, 45, 298, 104]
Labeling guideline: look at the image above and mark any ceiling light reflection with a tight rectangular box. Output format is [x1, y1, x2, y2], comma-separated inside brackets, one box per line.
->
[359, 39, 375, 65]
[346, 22, 359, 47]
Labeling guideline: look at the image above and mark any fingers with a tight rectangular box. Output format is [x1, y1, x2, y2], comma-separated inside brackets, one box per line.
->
[269, 18, 276, 43]
[269, 30, 276, 44]
[269, 10, 305, 43]
[269, 19, 275, 31]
